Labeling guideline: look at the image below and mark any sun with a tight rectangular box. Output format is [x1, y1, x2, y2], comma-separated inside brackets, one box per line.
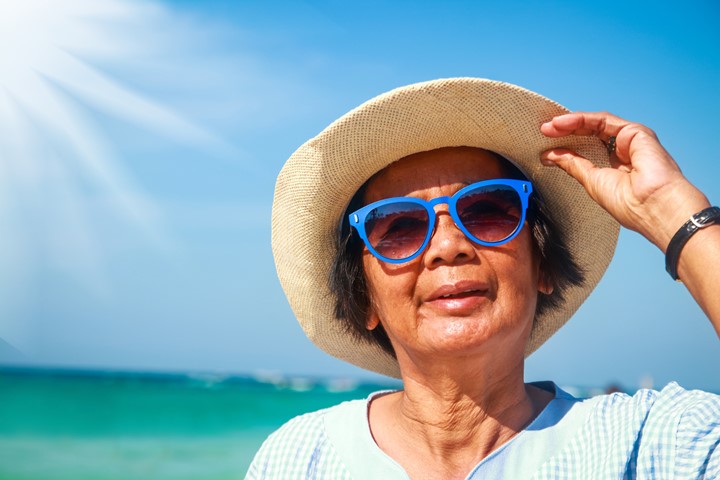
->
[0, 0, 229, 354]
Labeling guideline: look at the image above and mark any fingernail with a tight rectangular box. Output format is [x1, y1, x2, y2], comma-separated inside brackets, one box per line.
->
[540, 151, 556, 166]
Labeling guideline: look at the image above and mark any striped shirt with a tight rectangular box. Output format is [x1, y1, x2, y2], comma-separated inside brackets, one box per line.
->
[246, 382, 720, 479]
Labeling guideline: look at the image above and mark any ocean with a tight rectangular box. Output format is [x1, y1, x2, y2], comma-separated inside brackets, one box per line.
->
[0, 368, 397, 480]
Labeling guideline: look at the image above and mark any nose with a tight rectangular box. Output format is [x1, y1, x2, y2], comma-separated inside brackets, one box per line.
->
[423, 208, 478, 267]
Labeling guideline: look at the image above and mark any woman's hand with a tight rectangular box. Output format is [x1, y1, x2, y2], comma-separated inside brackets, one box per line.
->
[540, 111, 709, 252]
[540, 111, 720, 336]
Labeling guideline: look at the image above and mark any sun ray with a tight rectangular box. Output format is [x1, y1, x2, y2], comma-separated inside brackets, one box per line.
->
[0, 0, 239, 354]
[41, 48, 233, 153]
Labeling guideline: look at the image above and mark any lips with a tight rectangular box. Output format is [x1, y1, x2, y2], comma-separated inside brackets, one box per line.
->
[426, 281, 490, 302]
[438, 290, 482, 299]
[423, 281, 490, 315]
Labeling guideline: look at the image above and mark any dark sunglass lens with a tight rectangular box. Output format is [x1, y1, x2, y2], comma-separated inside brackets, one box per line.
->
[456, 185, 522, 243]
[365, 202, 429, 259]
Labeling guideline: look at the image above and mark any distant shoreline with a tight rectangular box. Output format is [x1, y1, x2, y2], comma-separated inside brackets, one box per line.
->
[0, 364, 402, 390]
[1, 364, 676, 396]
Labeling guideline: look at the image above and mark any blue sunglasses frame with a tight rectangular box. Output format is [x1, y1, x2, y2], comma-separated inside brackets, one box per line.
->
[348, 178, 533, 263]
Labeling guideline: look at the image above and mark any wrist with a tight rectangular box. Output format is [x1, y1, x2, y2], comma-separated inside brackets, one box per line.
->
[665, 206, 720, 281]
[640, 181, 711, 252]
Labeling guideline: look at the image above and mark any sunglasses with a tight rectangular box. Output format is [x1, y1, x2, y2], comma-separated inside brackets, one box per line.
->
[349, 179, 532, 263]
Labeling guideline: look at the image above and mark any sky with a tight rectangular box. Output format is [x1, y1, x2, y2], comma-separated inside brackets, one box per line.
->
[0, 0, 718, 391]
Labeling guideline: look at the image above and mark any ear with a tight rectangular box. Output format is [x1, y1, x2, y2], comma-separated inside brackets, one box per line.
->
[538, 270, 554, 295]
[366, 310, 380, 331]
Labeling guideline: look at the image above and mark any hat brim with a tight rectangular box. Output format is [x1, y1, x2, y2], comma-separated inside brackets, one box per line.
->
[272, 78, 619, 378]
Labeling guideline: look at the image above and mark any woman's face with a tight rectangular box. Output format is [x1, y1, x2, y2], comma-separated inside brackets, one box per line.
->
[362, 147, 549, 366]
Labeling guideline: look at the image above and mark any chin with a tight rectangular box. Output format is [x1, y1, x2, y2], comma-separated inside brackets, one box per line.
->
[427, 317, 528, 352]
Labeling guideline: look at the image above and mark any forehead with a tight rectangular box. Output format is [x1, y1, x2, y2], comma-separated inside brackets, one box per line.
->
[364, 147, 509, 202]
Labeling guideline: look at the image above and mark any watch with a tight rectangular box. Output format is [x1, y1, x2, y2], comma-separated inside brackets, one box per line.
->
[665, 206, 720, 281]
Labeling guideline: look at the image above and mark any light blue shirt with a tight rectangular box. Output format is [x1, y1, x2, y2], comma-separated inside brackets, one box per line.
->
[246, 382, 720, 479]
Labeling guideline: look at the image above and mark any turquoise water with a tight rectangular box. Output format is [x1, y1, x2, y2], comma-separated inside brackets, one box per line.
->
[0, 368, 396, 480]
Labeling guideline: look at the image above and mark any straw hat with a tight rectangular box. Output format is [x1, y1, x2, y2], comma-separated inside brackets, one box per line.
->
[272, 78, 619, 378]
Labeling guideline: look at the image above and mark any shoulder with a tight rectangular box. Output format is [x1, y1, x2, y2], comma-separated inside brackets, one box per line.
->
[533, 383, 720, 479]
[589, 381, 720, 429]
[645, 381, 720, 416]
[584, 382, 720, 443]
[637, 383, 720, 478]
[586, 383, 720, 478]
[245, 400, 364, 480]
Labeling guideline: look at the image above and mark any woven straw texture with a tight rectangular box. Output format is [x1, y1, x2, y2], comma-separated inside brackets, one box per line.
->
[272, 78, 619, 378]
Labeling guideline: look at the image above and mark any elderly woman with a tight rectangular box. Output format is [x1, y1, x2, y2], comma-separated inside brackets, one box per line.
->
[247, 79, 720, 479]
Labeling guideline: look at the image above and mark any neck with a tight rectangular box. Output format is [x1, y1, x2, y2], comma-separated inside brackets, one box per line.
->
[401, 357, 535, 450]
[368, 354, 551, 479]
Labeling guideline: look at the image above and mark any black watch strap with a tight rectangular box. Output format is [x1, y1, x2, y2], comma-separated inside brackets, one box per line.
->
[665, 206, 720, 281]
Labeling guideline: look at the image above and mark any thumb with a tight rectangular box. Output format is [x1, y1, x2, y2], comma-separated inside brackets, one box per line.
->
[541, 148, 598, 191]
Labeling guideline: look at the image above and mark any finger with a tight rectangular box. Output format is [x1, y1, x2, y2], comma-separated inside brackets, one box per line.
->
[540, 148, 600, 192]
[541, 111, 628, 142]
[542, 112, 663, 168]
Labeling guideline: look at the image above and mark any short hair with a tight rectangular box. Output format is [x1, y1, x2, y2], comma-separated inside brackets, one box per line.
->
[329, 151, 585, 358]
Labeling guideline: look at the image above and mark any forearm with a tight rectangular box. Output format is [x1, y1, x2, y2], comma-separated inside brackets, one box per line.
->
[640, 183, 720, 337]
[637, 182, 720, 337]
[674, 223, 720, 336]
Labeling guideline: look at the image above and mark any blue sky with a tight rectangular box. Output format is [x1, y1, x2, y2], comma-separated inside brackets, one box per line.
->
[0, 0, 718, 391]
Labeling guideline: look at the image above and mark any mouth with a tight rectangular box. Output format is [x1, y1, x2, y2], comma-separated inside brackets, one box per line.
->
[427, 281, 490, 302]
[437, 289, 484, 300]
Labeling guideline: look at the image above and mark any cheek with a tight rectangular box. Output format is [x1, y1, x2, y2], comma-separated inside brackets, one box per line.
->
[498, 271, 539, 320]
[496, 243, 542, 323]
[362, 256, 418, 321]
